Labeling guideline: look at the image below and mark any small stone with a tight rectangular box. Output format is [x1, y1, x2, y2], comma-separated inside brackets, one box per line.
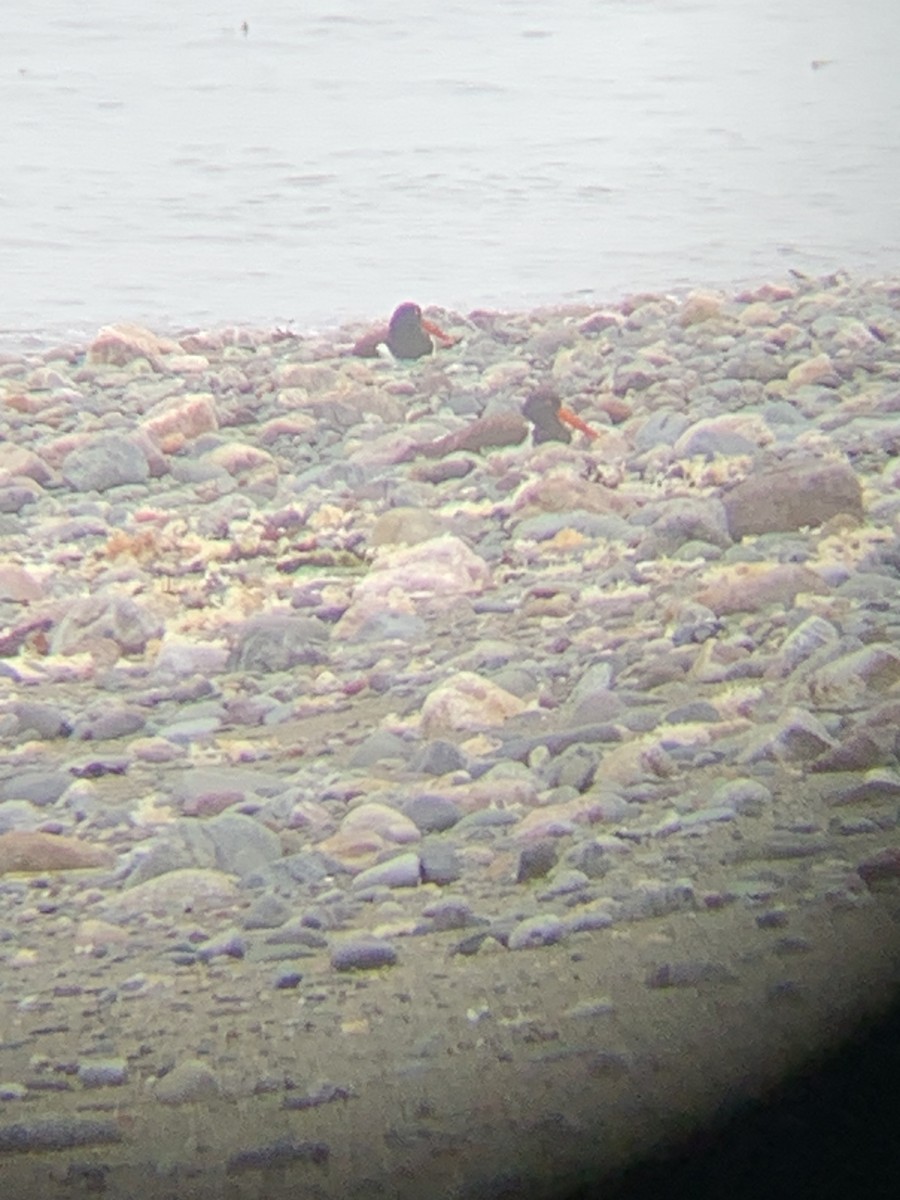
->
[274, 970, 304, 990]
[646, 961, 739, 988]
[350, 851, 421, 891]
[507, 914, 567, 950]
[402, 793, 462, 833]
[857, 848, 900, 886]
[226, 1137, 329, 1174]
[77, 1058, 128, 1088]
[330, 937, 398, 971]
[418, 840, 462, 886]
[516, 841, 559, 883]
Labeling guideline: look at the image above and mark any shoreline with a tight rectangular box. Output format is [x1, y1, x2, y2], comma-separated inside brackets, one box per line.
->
[1, 268, 900, 1199]
[0, 265, 883, 357]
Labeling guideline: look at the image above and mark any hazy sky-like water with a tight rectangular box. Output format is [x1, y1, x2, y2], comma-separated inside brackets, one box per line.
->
[2, 0, 898, 339]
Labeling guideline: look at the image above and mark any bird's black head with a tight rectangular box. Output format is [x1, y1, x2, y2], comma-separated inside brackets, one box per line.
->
[389, 302, 423, 332]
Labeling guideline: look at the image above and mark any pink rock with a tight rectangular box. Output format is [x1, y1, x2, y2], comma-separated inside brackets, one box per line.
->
[735, 282, 795, 303]
[166, 354, 210, 374]
[154, 638, 229, 678]
[421, 671, 527, 737]
[0, 444, 53, 484]
[696, 562, 827, 616]
[512, 468, 634, 518]
[340, 802, 421, 844]
[204, 442, 276, 476]
[33, 433, 88, 471]
[87, 322, 179, 368]
[0, 563, 42, 602]
[273, 362, 341, 391]
[140, 392, 218, 450]
[738, 301, 781, 327]
[786, 353, 839, 389]
[317, 801, 420, 871]
[182, 790, 243, 818]
[678, 290, 725, 326]
[512, 796, 605, 841]
[335, 536, 491, 637]
[317, 827, 388, 868]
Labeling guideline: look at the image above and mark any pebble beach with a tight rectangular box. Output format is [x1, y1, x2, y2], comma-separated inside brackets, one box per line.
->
[1, 271, 900, 1199]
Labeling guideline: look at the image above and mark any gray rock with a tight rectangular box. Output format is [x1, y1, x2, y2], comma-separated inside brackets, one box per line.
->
[540, 744, 598, 792]
[0, 770, 70, 806]
[126, 812, 282, 885]
[403, 794, 462, 833]
[226, 1137, 329, 1174]
[77, 1058, 128, 1088]
[421, 899, 480, 931]
[615, 881, 695, 921]
[410, 739, 468, 776]
[633, 409, 691, 451]
[508, 913, 567, 950]
[154, 1059, 221, 1104]
[350, 852, 420, 891]
[70, 705, 146, 741]
[242, 894, 291, 930]
[10, 701, 71, 738]
[51, 593, 162, 656]
[643, 497, 731, 552]
[418, 839, 462, 886]
[743, 707, 837, 764]
[516, 841, 558, 883]
[227, 614, 329, 673]
[676, 426, 757, 458]
[349, 612, 428, 643]
[348, 730, 410, 768]
[646, 960, 739, 988]
[0, 1117, 122, 1152]
[62, 433, 150, 492]
[537, 868, 591, 899]
[723, 458, 863, 539]
[663, 701, 720, 724]
[0, 799, 43, 832]
[709, 778, 772, 816]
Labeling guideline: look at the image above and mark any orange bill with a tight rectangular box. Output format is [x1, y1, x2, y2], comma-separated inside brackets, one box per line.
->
[558, 406, 600, 439]
[421, 317, 458, 347]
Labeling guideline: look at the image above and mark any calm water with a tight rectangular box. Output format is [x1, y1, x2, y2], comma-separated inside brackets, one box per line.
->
[2, 0, 899, 341]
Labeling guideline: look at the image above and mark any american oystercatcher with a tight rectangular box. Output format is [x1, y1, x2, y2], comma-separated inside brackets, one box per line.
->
[351, 302, 457, 360]
[522, 384, 600, 444]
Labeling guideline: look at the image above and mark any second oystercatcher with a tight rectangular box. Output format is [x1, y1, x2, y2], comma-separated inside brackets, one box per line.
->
[351, 302, 457, 360]
[522, 384, 600, 443]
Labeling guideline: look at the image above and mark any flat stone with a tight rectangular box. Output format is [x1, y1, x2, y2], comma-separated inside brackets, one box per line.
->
[0, 831, 114, 874]
[723, 458, 863, 538]
[330, 937, 398, 971]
